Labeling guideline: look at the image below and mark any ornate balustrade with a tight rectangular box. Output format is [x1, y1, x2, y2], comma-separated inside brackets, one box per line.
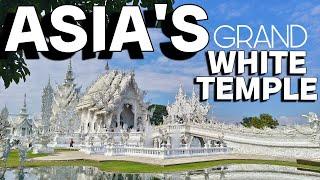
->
[80, 145, 106, 155]
[156, 123, 313, 138]
[104, 145, 232, 159]
[155, 123, 318, 147]
[79, 122, 320, 159]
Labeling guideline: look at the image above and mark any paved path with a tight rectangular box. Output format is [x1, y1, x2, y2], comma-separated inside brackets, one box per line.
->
[31, 151, 296, 166]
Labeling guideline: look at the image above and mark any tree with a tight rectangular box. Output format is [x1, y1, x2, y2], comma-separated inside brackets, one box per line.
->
[148, 104, 167, 125]
[0, 0, 174, 88]
[0, 0, 36, 89]
[240, 113, 279, 129]
[259, 113, 279, 129]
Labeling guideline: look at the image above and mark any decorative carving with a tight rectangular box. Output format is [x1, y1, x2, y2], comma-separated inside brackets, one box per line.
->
[164, 85, 210, 125]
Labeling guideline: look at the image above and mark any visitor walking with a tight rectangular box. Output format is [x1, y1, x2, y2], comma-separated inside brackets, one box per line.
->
[70, 138, 74, 148]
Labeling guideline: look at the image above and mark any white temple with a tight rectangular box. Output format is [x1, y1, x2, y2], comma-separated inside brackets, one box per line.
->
[3, 61, 320, 160]
[50, 60, 81, 145]
[76, 68, 149, 147]
[8, 94, 34, 139]
[74, 71, 320, 159]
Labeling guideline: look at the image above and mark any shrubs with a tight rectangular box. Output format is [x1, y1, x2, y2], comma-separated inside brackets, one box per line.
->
[241, 113, 279, 129]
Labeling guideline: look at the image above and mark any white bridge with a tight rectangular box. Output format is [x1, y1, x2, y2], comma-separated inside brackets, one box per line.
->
[76, 122, 320, 160]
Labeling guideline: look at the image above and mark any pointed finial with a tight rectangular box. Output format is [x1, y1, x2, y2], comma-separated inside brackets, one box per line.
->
[48, 75, 51, 85]
[68, 59, 72, 71]
[24, 93, 26, 108]
[176, 83, 185, 99]
[65, 59, 74, 84]
[191, 85, 197, 100]
[19, 93, 28, 117]
[105, 61, 110, 71]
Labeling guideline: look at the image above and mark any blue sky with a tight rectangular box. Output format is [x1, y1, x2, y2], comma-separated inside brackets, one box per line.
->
[0, 0, 320, 125]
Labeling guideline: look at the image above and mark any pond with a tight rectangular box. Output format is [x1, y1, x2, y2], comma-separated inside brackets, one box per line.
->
[2, 164, 320, 180]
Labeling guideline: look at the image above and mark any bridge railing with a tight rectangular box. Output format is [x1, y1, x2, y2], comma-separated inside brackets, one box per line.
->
[155, 124, 314, 146]
[80, 145, 106, 155]
[103, 146, 232, 159]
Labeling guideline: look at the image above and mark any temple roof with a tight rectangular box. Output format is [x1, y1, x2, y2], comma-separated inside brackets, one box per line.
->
[8, 93, 33, 127]
[8, 116, 33, 127]
[77, 70, 145, 112]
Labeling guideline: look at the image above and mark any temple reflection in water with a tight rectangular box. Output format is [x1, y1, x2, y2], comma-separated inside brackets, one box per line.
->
[3, 164, 320, 180]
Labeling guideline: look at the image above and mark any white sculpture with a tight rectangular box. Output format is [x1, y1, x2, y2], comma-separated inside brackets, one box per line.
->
[0, 106, 10, 142]
[302, 112, 320, 131]
[32, 130, 54, 154]
[302, 112, 320, 145]
[164, 85, 210, 124]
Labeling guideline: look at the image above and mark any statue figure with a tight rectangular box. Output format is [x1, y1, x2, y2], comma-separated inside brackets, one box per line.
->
[164, 85, 211, 125]
[121, 131, 129, 145]
[303, 112, 320, 131]
[99, 134, 108, 146]
[303, 112, 320, 145]
[18, 147, 27, 169]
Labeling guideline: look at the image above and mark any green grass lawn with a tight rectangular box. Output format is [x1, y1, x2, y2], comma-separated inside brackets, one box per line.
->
[1, 150, 320, 173]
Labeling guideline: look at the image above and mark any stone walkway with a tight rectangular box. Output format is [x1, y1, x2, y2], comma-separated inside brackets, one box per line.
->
[31, 151, 296, 166]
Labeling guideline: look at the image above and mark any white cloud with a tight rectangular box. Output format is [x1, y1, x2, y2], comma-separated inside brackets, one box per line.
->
[135, 70, 192, 93]
[216, 3, 250, 20]
[287, 3, 320, 45]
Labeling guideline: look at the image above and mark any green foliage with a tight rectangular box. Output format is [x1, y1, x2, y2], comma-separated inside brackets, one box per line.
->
[241, 113, 279, 129]
[140, 0, 174, 11]
[0, 0, 36, 88]
[0, 0, 174, 89]
[0, 52, 30, 88]
[148, 104, 167, 125]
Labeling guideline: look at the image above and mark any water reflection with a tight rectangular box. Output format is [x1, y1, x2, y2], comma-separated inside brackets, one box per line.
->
[2, 164, 320, 180]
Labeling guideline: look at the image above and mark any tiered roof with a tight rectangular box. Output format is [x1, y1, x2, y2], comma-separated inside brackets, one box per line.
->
[77, 70, 146, 114]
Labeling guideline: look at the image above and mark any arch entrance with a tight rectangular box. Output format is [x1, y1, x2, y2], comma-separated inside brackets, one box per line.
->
[191, 136, 205, 148]
[120, 104, 134, 129]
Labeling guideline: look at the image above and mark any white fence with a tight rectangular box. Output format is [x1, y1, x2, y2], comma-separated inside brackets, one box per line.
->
[81, 145, 232, 159]
[80, 145, 106, 155]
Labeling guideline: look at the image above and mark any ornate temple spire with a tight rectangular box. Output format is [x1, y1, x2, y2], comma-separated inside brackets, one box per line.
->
[23, 93, 26, 110]
[51, 60, 80, 134]
[3, 104, 7, 112]
[42, 76, 54, 124]
[176, 83, 185, 100]
[65, 59, 74, 85]
[105, 61, 110, 72]
[191, 85, 196, 98]
[165, 84, 211, 124]
[48, 75, 51, 86]
[20, 93, 28, 117]
[190, 86, 198, 108]
[45, 76, 53, 91]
